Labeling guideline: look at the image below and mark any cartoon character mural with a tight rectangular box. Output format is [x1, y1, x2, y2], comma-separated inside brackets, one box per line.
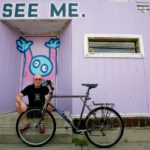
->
[16, 37, 60, 88]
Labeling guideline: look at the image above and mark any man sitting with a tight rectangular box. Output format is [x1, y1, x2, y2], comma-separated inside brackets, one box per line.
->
[16, 74, 52, 133]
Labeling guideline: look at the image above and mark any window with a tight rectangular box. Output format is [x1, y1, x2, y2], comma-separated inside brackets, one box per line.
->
[84, 34, 144, 58]
[136, 0, 150, 13]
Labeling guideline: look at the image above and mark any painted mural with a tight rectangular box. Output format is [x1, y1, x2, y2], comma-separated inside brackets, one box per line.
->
[16, 37, 60, 88]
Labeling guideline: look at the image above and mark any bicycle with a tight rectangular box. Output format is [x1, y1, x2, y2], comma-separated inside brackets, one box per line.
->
[16, 80, 124, 148]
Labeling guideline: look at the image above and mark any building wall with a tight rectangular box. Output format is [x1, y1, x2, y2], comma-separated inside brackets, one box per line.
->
[0, 21, 21, 113]
[72, 1, 150, 115]
[57, 22, 72, 112]
[0, 0, 150, 116]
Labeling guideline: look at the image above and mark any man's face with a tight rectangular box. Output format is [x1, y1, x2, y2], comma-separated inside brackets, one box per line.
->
[33, 75, 42, 88]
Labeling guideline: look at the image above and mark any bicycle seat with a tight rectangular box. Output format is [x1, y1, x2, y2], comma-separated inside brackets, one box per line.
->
[82, 84, 98, 89]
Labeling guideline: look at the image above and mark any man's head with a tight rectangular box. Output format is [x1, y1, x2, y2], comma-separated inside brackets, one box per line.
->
[33, 74, 43, 88]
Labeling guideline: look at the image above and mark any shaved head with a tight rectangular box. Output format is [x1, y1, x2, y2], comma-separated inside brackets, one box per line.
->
[33, 74, 42, 80]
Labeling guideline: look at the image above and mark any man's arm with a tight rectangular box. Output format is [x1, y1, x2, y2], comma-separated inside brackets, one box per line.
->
[45, 84, 53, 104]
[45, 90, 51, 103]
[44, 85, 54, 112]
[16, 92, 27, 112]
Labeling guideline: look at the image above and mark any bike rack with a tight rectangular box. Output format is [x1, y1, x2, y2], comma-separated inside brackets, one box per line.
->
[93, 102, 115, 108]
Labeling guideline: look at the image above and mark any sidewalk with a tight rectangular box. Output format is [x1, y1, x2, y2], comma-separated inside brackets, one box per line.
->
[0, 142, 150, 150]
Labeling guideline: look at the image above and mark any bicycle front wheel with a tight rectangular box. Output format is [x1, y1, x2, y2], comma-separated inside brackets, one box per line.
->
[85, 107, 124, 148]
[16, 108, 56, 146]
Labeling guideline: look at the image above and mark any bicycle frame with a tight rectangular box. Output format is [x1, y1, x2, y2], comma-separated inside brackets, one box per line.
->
[16, 81, 124, 148]
[48, 88, 94, 132]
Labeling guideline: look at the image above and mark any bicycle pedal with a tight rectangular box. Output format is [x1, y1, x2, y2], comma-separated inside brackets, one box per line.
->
[72, 128, 81, 134]
[65, 126, 71, 130]
[65, 126, 68, 129]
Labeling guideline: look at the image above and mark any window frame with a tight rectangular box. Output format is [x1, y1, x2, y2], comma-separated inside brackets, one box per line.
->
[84, 34, 144, 58]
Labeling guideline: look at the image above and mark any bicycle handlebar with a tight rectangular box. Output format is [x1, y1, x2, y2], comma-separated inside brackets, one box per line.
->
[42, 80, 54, 93]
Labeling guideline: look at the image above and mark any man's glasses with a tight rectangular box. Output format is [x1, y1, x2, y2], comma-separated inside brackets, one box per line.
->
[35, 78, 42, 81]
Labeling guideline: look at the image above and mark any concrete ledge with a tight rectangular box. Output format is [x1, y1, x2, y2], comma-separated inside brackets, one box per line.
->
[1, 112, 150, 144]
[122, 128, 150, 143]
[0, 112, 72, 144]
[72, 127, 150, 144]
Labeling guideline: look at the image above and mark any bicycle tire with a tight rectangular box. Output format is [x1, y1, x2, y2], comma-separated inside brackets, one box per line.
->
[85, 107, 124, 148]
[16, 108, 56, 146]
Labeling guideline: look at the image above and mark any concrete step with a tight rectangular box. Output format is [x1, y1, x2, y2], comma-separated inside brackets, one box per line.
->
[0, 112, 72, 144]
[1, 112, 150, 145]
[122, 127, 150, 143]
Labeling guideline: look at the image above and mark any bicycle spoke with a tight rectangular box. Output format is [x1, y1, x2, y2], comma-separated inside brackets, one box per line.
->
[85, 107, 124, 148]
[16, 109, 56, 146]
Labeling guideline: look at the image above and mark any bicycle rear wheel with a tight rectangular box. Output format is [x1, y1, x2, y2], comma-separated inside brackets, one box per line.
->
[16, 108, 56, 146]
[85, 107, 124, 148]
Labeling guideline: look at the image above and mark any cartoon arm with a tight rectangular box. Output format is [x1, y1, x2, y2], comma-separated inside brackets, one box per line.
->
[16, 37, 33, 78]
[45, 38, 60, 74]
[16, 37, 33, 53]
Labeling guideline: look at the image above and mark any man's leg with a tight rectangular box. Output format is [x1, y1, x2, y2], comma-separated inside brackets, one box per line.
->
[47, 103, 54, 112]
[16, 101, 27, 113]
[16, 102, 29, 132]
[39, 104, 54, 133]
[16, 101, 21, 113]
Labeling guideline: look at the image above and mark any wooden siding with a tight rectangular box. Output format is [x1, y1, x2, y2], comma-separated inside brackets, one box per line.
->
[0, 22, 22, 113]
[57, 22, 72, 112]
[72, 1, 150, 115]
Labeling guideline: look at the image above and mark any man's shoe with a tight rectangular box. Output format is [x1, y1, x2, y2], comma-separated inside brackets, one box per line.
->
[39, 123, 45, 134]
[20, 124, 30, 133]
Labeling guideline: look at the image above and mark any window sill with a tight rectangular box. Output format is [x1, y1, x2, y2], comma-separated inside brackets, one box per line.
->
[84, 53, 145, 59]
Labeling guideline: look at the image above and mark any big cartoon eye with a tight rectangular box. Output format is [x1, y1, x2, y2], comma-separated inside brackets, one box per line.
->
[41, 64, 48, 73]
[33, 60, 40, 68]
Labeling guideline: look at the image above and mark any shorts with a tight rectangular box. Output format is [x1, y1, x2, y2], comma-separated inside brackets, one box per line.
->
[27, 105, 43, 118]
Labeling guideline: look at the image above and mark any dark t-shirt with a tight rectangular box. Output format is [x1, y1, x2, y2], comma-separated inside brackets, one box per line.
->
[21, 84, 49, 107]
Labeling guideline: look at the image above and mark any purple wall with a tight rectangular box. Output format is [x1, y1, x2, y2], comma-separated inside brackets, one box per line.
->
[0, 22, 21, 113]
[0, 0, 150, 116]
[57, 22, 72, 112]
[71, 1, 150, 115]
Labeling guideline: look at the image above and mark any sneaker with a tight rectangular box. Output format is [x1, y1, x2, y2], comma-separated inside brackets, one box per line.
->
[20, 124, 30, 133]
[39, 123, 45, 134]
